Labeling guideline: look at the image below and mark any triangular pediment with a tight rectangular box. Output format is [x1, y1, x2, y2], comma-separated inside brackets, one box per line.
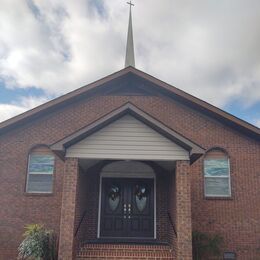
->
[51, 103, 205, 163]
[66, 114, 189, 161]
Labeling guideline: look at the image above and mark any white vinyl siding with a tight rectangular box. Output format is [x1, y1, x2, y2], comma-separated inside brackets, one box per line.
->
[26, 154, 54, 193]
[66, 115, 189, 160]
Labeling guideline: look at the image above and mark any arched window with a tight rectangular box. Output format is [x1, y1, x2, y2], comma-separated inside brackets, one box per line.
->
[26, 146, 55, 193]
[204, 148, 231, 197]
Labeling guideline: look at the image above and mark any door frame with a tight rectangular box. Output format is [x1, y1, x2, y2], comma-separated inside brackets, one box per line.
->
[97, 161, 156, 239]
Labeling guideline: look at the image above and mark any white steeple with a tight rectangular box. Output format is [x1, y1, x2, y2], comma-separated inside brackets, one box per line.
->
[125, 1, 135, 67]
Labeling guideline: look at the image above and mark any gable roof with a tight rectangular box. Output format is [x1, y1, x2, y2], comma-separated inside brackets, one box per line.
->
[51, 103, 205, 163]
[0, 66, 259, 140]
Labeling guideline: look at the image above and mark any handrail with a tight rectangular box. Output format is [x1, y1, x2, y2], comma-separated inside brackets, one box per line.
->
[167, 211, 177, 238]
[74, 210, 87, 237]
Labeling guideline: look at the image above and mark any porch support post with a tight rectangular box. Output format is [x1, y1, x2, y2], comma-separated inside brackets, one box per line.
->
[175, 160, 192, 260]
[58, 158, 79, 260]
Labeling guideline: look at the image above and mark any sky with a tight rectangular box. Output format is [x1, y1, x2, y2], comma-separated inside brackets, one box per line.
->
[0, 0, 259, 127]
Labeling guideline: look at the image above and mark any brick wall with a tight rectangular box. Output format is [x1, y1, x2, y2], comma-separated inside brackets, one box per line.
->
[168, 169, 177, 258]
[74, 167, 89, 250]
[58, 158, 79, 260]
[82, 164, 102, 242]
[0, 145, 64, 260]
[175, 161, 192, 259]
[156, 168, 171, 243]
[0, 93, 259, 259]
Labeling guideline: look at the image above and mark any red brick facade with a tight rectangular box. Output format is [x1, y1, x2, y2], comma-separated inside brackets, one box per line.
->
[0, 76, 259, 259]
[175, 161, 192, 259]
[58, 158, 79, 259]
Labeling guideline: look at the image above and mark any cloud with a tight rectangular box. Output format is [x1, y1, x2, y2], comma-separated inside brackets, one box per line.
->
[0, 0, 259, 117]
[0, 104, 26, 122]
[255, 120, 260, 128]
[0, 0, 124, 95]
[0, 96, 49, 122]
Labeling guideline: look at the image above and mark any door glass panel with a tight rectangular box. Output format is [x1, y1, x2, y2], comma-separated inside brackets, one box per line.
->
[108, 185, 120, 211]
[134, 184, 149, 212]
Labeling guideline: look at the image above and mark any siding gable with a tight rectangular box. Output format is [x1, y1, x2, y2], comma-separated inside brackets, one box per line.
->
[66, 115, 189, 160]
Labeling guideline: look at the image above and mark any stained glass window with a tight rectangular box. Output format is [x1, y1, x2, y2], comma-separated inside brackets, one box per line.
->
[204, 149, 231, 197]
[27, 153, 55, 193]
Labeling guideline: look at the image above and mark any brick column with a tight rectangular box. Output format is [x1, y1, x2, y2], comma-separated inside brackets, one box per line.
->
[58, 158, 79, 260]
[175, 160, 192, 260]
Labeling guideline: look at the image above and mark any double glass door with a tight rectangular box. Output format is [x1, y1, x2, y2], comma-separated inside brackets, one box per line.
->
[100, 178, 154, 238]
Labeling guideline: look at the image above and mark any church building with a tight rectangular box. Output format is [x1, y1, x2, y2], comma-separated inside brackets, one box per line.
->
[0, 4, 259, 260]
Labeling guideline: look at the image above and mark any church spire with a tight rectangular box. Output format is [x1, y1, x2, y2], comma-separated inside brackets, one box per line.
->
[125, 1, 135, 67]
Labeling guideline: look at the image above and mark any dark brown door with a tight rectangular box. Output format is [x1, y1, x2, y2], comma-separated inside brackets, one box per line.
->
[100, 178, 154, 239]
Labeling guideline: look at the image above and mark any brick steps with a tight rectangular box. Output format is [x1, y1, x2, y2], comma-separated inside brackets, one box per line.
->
[76, 243, 175, 259]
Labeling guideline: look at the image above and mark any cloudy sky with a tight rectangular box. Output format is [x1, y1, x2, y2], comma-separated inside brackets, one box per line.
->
[0, 0, 259, 127]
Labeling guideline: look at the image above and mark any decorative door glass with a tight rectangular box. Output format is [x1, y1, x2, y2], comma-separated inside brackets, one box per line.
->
[134, 184, 149, 212]
[108, 185, 120, 211]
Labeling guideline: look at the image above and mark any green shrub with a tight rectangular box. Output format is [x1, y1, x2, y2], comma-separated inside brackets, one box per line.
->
[192, 231, 223, 260]
[18, 224, 58, 260]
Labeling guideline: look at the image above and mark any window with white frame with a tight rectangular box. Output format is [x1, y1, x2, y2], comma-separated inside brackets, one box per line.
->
[26, 149, 55, 193]
[204, 149, 231, 197]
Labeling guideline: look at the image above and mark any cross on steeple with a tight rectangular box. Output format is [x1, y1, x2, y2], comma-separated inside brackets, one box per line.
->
[125, 1, 135, 67]
[127, 1, 134, 8]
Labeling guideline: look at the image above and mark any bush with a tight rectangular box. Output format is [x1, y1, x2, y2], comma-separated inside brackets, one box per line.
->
[192, 231, 223, 260]
[18, 224, 58, 260]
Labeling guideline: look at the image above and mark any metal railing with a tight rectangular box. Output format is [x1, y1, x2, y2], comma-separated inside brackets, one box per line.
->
[74, 210, 87, 237]
[167, 211, 177, 238]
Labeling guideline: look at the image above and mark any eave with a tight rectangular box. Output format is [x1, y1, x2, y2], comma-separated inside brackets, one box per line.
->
[0, 66, 259, 141]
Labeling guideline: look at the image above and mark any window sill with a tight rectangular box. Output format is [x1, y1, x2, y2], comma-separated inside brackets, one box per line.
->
[24, 192, 54, 197]
[204, 196, 233, 200]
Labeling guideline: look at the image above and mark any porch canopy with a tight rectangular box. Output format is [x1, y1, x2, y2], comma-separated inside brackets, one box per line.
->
[51, 103, 204, 163]
[55, 103, 204, 259]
